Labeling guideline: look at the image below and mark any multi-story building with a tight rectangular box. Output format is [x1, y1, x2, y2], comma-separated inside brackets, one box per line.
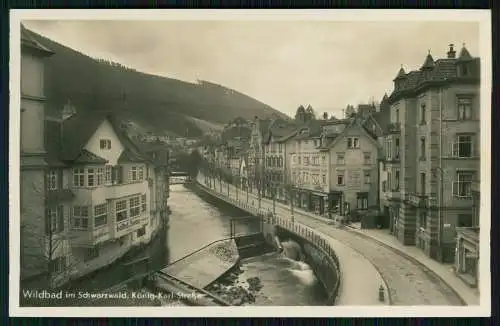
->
[40, 109, 168, 286]
[323, 118, 380, 218]
[262, 119, 297, 201]
[380, 44, 480, 262]
[287, 120, 326, 214]
[248, 117, 271, 193]
[19, 25, 55, 283]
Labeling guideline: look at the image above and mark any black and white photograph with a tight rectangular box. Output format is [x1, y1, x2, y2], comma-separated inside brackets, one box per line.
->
[10, 9, 491, 317]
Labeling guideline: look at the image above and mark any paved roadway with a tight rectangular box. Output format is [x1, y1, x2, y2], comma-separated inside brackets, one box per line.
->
[200, 175, 464, 306]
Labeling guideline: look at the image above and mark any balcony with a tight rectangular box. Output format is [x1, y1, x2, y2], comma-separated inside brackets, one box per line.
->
[387, 122, 401, 134]
[70, 226, 111, 247]
[106, 181, 148, 200]
[406, 193, 428, 207]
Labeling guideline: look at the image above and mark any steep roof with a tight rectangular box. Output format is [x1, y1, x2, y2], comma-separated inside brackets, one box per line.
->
[388, 46, 480, 103]
[46, 109, 150, 165]
[21, 24, 53, 56]
[420, 53, 435, 70]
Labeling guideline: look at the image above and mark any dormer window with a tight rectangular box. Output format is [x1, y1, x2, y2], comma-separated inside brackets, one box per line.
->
[100, 139, 111, 150]
[459, 64, 470, 77]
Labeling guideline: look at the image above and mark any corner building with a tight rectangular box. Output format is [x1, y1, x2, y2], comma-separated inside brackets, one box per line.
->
[382, 44, 480, 262]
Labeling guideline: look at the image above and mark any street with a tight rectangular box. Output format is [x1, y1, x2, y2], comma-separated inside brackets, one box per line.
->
[205, 176, 464, 306]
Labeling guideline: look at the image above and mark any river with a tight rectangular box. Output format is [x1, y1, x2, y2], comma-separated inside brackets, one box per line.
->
[165, 184, 327, 306]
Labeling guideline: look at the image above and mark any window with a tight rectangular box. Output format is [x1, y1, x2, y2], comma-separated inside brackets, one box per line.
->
[457, 97, 472, 120]
[453, 134, 473, 158]
[394, 170, 400, 191]
[116, 200, 128, 222]
[357, 194, 368, 209]
[298, 156, 301, 164]
[100, 139, 111, 149]
[47, 170, 58, 190]
[420, 137, 426, 160]
[322, 174, 326, 184]
[97, 168, 104, 186]
[141, 194, 147, 212]
[279, 144, 283, 153]
[337, 153, 345, 165]
[85, 246, 99, 262]
[382, 180, 387, 192]
[364, 170, 371, 184]
[45, 206, 64, 235]
[419, 212, 427, 230]
[347, 137, 360, 149]
[105, 165, 112, 185]
[420, 104, 426, 124]
[386, 139, 392, 160]
[87, 168, 95, 187]
[337, 170, 345, 186]
[363, 152, 371, 165]
[94, 204, 107, 228]
[420, 173, 426, 195]
[73, 206, 89, 229]
[321, 155, 326, 164]
[458, 214, 473, 227]
[112, 166, 124, 184]
[73, 168, 85, 187]
[387, 172, 392, 191]
[453, 171, 474, 198]
[49, 256, 67, 273]
[137, 226, 146, 238]
[129, 196, 141, 218]
[395, 109, 400, 123]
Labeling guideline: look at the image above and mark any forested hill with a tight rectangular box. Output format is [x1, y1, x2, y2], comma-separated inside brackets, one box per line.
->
[29, 29, 288, 137]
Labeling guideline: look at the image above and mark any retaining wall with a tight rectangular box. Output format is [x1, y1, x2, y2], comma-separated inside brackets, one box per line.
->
[195, 179, 342, 305]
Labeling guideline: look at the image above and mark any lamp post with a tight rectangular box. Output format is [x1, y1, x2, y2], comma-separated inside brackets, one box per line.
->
[434, 167, 445, 262]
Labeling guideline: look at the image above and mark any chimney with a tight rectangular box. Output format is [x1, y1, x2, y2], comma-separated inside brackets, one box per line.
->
[447, 44, 456, 59]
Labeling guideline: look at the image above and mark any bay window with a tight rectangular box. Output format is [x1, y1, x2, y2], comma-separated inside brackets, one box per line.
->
[94, 203, 107, 228]
[73, 206, 89, 229]
[116, 200, 128, 222]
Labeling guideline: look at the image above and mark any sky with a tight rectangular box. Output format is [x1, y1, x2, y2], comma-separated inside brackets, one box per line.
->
[23, 19, 480, 118]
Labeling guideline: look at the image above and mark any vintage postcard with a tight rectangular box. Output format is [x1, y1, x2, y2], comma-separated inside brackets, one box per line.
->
[9, 9, 491, 317]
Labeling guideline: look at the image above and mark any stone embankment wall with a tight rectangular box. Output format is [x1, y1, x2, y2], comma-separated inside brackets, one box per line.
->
[195, 180, 342, 305]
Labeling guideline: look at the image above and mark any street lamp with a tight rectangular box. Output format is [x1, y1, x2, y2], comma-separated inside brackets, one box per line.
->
[434, 167, 445, 262]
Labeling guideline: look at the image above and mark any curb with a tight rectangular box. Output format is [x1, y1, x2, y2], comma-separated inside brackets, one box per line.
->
[344, 225, 468, 306]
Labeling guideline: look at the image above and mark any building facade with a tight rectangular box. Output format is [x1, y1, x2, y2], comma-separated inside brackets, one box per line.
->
[325, 119, 380, 218]
[20, 25, 55, 282]
[381, 44, 480, 262]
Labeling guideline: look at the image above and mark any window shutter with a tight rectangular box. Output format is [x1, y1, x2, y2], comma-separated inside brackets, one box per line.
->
[58, 205, 64, 232]
[452, 181, 458, 197]
[45, 208, 51, 236]
[452, 143, 458, 157]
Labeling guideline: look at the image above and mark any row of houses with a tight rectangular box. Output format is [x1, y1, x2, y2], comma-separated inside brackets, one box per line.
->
[19, 26, 170, 288]
[199, 43, 481, 289]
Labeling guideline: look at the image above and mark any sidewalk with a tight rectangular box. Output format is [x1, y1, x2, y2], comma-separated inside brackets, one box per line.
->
[345, 223, 480, 305]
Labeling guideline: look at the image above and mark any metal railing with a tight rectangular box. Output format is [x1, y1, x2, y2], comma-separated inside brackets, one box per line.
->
[196, 175, 342, 305]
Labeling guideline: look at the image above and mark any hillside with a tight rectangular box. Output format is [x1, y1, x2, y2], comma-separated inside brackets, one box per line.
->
[28, 29, 288, 137]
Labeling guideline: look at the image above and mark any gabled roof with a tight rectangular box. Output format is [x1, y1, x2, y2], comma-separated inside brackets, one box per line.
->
[47, 109, 152, 166]
[325, 118, 379, 150]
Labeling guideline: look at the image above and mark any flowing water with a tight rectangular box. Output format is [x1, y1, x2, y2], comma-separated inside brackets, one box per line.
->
[163, 184, 327, 306]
